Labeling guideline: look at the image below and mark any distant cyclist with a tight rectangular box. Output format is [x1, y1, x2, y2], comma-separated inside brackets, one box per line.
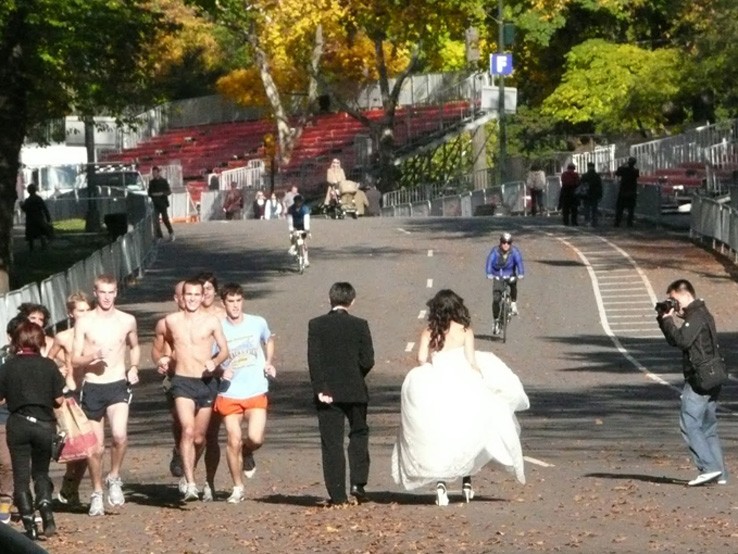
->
[485, 232, 525, 334]
[287, 194, 311, 267]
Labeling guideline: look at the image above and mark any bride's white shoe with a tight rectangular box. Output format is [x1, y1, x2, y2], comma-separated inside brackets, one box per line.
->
[435, 483, 449, 507]
[462, 483, 474, 503]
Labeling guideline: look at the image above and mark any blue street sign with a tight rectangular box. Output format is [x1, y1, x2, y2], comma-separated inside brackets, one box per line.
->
[490, 54, 513, 76]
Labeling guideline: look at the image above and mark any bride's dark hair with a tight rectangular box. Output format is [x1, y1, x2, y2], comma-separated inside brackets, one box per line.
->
[426, 289, 471, 351]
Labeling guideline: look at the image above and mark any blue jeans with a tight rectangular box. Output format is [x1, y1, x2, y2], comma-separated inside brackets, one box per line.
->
[680, 382, 726, 477]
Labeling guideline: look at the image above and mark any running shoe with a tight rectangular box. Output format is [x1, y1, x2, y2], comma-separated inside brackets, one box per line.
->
[511, 302, 518, 315]
[202, 483, 213, 502]
[288, 245, 297, 256]
[88, 492, 105, 517]
[243, 451, 256, 479]
[493, 322, 501, 335]
[227, 486, 245, 504]
[105, 475, 125, 507]
[169, 448, 184, 478]
[0, 500, 11, 524]
[183, 483, 200, 502]
[178, 476, 188, 494]
[58, 477, 81, 507]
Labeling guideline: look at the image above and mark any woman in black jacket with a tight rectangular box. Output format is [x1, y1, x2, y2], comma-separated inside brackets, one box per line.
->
[0, 321, 64, 540]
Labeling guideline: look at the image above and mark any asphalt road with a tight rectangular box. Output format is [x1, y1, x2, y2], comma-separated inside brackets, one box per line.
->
[40, 215, 738, 553]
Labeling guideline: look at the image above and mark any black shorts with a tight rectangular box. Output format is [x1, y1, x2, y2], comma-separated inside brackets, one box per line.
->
[169, 375, 218, 409]
[80, 380, 132, 422]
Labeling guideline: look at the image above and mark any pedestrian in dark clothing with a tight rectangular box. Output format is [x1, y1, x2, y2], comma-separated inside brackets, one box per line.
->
[20, 184, 52, 252]
[148, 166, 175, 241]
[0, 321, 65, 540]
[308, 282, 375, 505]
[363, 185, 382, 216]
[615, 157, 639, 227]
[580, 162, 603, 226]
[558, 163, 580, 226]
[657, 279, 727, 486]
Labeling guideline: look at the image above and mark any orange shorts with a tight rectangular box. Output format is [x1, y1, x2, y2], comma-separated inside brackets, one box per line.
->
[214, 393, 268, 416]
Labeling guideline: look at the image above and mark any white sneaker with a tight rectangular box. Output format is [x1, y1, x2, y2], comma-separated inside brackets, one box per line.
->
[227, 486, 245, 504]
[105, 475, 125, 507]
[511, 302, 518, 315]
[288, 245, 297, 256]
[183, 483, 200, 501]
[202, 483, 213, 502]
[88, 491, 105, 517]
[169, 234, 175, 242]
[687, 471, 722, 486]
[178, 476, 188, 495]
[493, 322, 501, 335]
[462, 483, 474, 503]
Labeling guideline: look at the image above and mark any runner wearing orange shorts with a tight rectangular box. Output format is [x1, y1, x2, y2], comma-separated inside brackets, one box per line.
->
[213, 283, 275, 504]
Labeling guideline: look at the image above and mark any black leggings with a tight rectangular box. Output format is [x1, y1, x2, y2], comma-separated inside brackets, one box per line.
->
[493, 280, 518, 319]
[6, 414, 54, 504]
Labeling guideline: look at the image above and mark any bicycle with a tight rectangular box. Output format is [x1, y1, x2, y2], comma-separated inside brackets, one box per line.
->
[290, 231, 309, 274]
[492, 276, 516, 343]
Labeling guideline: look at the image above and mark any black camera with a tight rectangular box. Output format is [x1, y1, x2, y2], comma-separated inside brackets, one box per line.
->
[655, 298, 679, 315]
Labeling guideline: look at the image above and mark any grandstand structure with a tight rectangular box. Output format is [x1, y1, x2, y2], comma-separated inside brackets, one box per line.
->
[101, 72, 493, 200]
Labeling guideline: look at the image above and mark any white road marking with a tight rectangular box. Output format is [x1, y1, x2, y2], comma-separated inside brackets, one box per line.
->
[426, 279, 433, 288]
[427, 249, 434, 257]
[557, 234, 678, 392]
[524, 456, 555, 468]
[405, 342, 415, 352]
[418, 310, 426, 319]
[397, 228, 411, 235]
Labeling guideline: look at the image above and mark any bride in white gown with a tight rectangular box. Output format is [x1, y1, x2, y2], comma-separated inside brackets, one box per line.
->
[391, 289, 529, 506]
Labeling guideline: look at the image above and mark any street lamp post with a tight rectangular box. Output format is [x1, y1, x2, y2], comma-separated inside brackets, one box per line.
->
[496, 0, 506, 187]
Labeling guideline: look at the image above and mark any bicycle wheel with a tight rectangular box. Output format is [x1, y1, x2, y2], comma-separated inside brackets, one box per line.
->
[500, 297, 510, 343]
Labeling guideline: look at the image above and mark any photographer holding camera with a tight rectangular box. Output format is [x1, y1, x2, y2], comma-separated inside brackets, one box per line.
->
[656, 279, 727, 486]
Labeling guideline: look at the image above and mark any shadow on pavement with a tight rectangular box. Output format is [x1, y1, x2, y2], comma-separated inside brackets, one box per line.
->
[125, 483, 188, 509]
[584, 472, 687, 486]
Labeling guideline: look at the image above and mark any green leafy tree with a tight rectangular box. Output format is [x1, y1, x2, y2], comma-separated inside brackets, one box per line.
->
[541, 39, 683, 136]
[0, 0, 161, 291]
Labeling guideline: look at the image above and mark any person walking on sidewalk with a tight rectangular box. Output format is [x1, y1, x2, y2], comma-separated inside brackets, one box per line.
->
[615, 157, 639, 227]
[580, 162, 603, 226]
[148, 166, 175, 241]
[308, 282, 375, 506]
[0, 321, 65, 540]
[558, 163, 580, 226]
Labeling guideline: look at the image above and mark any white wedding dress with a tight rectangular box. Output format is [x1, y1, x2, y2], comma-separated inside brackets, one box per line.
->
[391, 347, 529, 490]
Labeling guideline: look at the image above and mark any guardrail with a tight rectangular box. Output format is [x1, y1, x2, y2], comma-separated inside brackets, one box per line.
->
[690, 195, 738, 262]
[1, 205, 156, 347]
[206, 160, 265, 191]
[380, 176, 668, 225]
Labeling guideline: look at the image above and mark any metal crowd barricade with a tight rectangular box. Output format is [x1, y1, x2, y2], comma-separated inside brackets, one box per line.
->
[169, 191, 197, 223]
[412, 201, 431, 216]
[40, 274, 68, 332]
[210, 160, 266, 191]
[199, 190, 227, 221]
[441, 196, 461, 216]
[66, 261, 86, 299]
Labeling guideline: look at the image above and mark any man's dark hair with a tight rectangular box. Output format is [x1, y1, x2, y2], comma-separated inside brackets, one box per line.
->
[666, 279, 695, 296]
[183, 278, 204, 293]
[6, 315, 26, 337]
[152, 166, 160, 171]
[196, 271, 218, 291]
[329, 282, 356, 307]
[17, 302, 51, 326]
[220, 283, 244, 301]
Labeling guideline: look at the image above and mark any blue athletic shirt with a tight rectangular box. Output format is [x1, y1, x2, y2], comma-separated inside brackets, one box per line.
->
[288, 203, 311, 231]
[219, 315, 272, 400]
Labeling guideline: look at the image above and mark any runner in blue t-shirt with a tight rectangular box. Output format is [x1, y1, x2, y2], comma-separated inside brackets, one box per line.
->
[213, 283, 275, 504]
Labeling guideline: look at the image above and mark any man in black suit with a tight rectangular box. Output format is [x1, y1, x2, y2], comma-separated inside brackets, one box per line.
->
[308, 282, 375, 505]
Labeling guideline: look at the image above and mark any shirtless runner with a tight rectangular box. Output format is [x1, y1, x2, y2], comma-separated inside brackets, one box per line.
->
[48, 292, 92, 506]
[154, 278, 229, 501]
[72, 274, 140, 517]
[152, 281, 186, 480]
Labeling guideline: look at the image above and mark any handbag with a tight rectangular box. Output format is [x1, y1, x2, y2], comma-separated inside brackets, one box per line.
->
[54, 396, 98, 463]
[689, 318, 730, 392]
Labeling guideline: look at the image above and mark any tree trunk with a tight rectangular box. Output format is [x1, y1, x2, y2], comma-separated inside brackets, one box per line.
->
[0, 7, 30, 292]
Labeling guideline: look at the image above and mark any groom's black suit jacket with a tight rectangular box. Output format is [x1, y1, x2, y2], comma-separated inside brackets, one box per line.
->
[308, 308, 374, 403]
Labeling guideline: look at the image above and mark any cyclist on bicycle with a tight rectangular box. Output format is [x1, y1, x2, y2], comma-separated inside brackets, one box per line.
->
[287, 194, 311, 266]
[485, 232, 524, 334]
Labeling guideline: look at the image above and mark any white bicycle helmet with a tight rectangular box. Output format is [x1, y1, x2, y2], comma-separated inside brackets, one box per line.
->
[500, 232, 513, 243]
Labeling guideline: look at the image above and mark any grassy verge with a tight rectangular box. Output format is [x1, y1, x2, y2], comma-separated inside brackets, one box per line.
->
[13, 218, 112, 288]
